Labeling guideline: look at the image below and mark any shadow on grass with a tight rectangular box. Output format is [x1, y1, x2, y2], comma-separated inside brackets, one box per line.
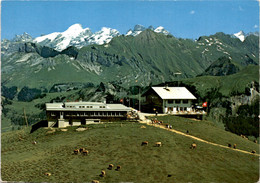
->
[30, 120, 48, 133]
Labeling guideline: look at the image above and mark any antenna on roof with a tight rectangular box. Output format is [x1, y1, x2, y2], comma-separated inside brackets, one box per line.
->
[164, 84, 170, 91]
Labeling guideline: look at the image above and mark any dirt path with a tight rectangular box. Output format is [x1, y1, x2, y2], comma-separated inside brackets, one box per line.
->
[138, 113, 259, 157]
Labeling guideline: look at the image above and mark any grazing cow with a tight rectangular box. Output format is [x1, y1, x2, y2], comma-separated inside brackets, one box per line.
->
[186, 130, 189, 134]
[32, 141, 37, 145]
[44, 172, 51, 176]
[233, 144, 237, 149]
[101, 170, 106, 177]
[92, 180, 99, 183]
[108, 164, 114, 170]
[82, 150, 89, 155]
[190, 143, 196, 149]
[228, 143, 232, 148]
[251, 150, 256, 154]
[155, 142, 162, 147]
[116, 165, 121, 171]
[141, 141, 149, 146]
[254, 139, 258, 144]
[79, 147, 85, 153]
[74, 149, 80, 155]
[241, 135, 248, 140]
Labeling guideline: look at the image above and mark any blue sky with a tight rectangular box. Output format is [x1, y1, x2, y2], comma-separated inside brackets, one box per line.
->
[1, 1, 259, 40]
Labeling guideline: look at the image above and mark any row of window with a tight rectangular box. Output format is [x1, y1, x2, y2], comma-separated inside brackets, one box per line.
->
[167, 107, 188, 111]
[65, 111, 123, 117]
[50, 111, 123, 117]
[66, 105, 106, 109]
[167, 99, 189, 104]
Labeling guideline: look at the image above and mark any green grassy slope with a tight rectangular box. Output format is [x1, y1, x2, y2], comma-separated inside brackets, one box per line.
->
[2, 120, 259, 183]
[182, 65, 259, 97]
[148, 115, 259, 153]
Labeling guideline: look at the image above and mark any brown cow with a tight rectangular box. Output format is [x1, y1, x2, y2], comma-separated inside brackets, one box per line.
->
[74, 149, 80, 155]
[92, 180, 99, 183]
[101, 170, 106, 177]
[108, 164, 114, 170]
[141, 141, 148, 146]
[79, 147, 85, 153]
[254, 139, 258, 144]
[116, 165, 121, 171]
[233, 144, 237, 149]
[82, 150, 89, 155]
[44, 172, 51, 176]
[155, 142, 162, 147]
[190, 143, 196, 149]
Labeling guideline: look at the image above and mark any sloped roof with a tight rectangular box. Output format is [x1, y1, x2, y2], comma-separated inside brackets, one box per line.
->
[152, 87, 196, 100]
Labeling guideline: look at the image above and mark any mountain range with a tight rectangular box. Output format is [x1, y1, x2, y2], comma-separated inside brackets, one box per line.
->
[32, 24, 170, 51]
[1, 24, 259, 91]
[3, 24, 253, 52]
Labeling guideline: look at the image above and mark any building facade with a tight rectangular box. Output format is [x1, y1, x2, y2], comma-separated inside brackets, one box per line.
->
[46, 101, 131, 128]
[143, 87, 197, 114]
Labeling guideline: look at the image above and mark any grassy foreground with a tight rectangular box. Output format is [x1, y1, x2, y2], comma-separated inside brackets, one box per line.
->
[148, 115, 259, 154]
[1, 120, 259, 183]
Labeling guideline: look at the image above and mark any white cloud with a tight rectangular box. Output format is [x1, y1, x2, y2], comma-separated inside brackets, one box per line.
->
[254, 24, 258, 29]
[190, 10, 195, 15]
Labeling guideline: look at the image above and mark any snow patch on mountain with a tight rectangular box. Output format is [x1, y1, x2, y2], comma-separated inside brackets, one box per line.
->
[234, 31, 246, 42]
[126, 25, 170, 36]
[12, 32, 33, 42]
[154, 26, 170, 35]
[33, 24, 121, 51]
[86, 27, 119, 45]
[34, 32, 60, 43]
[34, 24, 92, 51]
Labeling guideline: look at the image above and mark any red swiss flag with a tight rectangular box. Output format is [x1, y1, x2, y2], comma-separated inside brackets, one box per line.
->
[202, 102, 207, 107]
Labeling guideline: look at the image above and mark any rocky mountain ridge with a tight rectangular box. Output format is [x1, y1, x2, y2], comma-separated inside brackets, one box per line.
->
[2, 29, 259, 91]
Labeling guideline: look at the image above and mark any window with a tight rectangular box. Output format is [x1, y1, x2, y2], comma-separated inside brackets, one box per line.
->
[183, 99, 188, 104]
[168, 100, 173, 104]
[100, 106, 105, 108]
[175, 99, 181, 104]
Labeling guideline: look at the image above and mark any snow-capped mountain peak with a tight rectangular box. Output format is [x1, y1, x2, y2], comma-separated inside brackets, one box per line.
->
[234, 31, 246, 42]
[86, 27, 120, 45]
[154, 26, 170, 35]
[32, 24, 171, 51]
[66, 23, 83, 32]
[126, 25, 170, 37]
[12, 32, 33, 42]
